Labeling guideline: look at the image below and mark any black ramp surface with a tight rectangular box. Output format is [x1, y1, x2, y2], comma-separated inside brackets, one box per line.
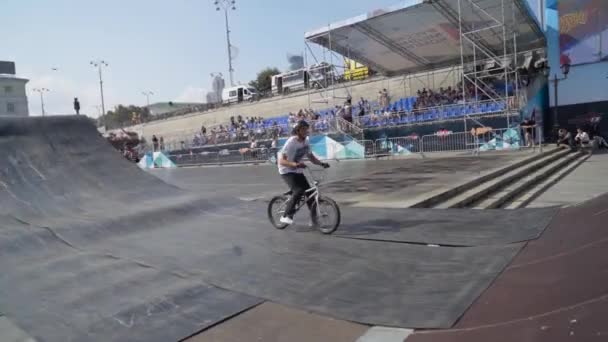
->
[0, 117, 261, 342]
[0, 116, 522, 331]
[0, 215, 261, 342]
[36, 199, 523, 328]
[165, 197, 555, 246]
[335, 206, 558, 246]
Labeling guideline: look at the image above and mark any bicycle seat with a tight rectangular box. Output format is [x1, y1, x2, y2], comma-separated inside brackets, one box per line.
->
[283, 190, 293, 196]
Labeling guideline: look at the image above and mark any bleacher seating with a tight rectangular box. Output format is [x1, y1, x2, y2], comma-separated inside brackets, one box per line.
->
[180, 89, 510, 151]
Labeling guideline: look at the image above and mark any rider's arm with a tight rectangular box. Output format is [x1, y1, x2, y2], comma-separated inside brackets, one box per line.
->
[279, 153, 302, 168]
[307, 152, 323, 166]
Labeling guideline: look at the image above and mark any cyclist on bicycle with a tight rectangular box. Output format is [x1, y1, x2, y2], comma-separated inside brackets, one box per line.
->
[278, 120, 329, 225]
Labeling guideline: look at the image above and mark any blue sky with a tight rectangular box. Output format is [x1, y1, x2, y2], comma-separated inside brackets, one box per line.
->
[4, 0, 401, 116]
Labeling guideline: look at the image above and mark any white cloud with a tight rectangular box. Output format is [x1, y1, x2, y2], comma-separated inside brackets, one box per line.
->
[175, 86, 207, 103]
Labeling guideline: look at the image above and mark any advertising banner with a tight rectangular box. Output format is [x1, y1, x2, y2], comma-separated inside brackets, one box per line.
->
[559, 0, 608, 65]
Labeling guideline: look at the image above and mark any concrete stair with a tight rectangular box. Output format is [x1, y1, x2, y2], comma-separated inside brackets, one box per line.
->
[412, 147, 589, 209]
[474, 150, 588, 209]
[505, 152, 591, 209]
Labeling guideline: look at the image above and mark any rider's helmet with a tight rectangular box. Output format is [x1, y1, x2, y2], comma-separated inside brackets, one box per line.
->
[292, 120, 310, 135]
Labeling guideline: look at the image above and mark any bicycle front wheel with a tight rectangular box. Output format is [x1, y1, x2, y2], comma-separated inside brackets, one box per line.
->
[268, 195, 289, 229]
[311, 196, 341, 234]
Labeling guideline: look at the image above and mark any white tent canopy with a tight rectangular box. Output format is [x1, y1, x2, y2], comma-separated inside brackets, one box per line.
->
[305, 0, 545, 76]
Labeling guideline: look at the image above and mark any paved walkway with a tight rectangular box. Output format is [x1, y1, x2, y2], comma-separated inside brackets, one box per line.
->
[528, 152, 608, 208]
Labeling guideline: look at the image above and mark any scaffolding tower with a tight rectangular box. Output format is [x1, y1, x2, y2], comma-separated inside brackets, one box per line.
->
[304, 27, 357, 110]
[431, 0, 522, 129]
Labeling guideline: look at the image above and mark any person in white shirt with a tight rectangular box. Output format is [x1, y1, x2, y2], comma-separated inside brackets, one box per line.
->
[575, 128, 590, 147]
[277, 120, 329, 225]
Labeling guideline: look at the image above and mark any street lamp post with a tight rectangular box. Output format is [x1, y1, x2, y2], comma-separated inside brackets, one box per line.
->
[142, 91, 154, 107]
[543, 61, 571, 135]
[90, 60, 109, 130]
[214, 0, 237, 86]
[32, 88, 50, 116]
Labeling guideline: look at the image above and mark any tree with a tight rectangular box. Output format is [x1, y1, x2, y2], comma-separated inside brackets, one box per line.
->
[249, 67, 280, 93]
[100, 105, 151, 130]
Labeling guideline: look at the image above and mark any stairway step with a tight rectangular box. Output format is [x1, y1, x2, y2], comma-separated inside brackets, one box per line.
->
[411, 147, 560, 208]
[435, 148, 571, 209]
[475, 151, 585, 209]
[506, 152, 590, 209]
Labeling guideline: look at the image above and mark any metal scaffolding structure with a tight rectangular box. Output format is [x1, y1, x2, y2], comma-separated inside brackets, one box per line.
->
[451, 0, 521, 128]
[304, 28, 355, 110]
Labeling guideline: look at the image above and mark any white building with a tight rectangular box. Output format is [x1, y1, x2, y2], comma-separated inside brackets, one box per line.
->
[0, 74, 29, 117]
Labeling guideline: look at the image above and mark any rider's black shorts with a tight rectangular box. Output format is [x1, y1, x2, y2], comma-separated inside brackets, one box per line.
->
[281, 172, 310, 193]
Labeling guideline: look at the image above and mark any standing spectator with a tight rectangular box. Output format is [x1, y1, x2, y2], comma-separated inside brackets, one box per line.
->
[159, 136, 165, 151]
[520, 118, 536, 147]
[73, 97, 81, 115]
[271, 134, 279, 149]
[342, 99, 353, 123]
[152, 135, 159, 151]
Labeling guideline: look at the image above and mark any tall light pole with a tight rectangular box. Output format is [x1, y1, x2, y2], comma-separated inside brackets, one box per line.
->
[90, 60, 109, 129]
[539, 58, 571, 138]
[142, 91, 154, 107]
[214, 0, 236, 86]
[32, 88, 50, 116]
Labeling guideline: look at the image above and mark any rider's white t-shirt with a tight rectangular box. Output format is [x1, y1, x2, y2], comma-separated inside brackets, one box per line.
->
[278, 136, 310, 175]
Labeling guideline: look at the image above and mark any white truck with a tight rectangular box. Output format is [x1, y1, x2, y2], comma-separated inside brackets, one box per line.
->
[271, 62, 334, 95]
[222, 85, 258, 104]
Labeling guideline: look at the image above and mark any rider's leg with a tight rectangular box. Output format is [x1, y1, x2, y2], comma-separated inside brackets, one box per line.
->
[281, 173, 309, 219]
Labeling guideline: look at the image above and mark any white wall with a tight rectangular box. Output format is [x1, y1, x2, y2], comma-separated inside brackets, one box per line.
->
[0, 77, 29, 116]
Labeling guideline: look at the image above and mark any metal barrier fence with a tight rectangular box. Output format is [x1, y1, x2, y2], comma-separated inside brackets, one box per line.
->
[361, 140, 376, 157]
[170, 147, 278, 166]
[420, 132, 472, 154]
[167, 126, 534, 166]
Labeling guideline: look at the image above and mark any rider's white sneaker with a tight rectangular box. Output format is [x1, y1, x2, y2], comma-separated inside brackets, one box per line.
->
[280, 216, 293, 225]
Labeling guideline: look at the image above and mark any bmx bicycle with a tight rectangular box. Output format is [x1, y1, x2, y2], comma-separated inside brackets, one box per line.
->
[267, 167, 341, 234]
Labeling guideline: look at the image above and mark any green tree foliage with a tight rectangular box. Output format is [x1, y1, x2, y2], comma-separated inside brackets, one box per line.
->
[249, 67, 280, 93]
[98, 105, 151, 129]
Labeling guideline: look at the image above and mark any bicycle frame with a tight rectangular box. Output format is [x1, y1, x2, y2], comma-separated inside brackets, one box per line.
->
[280, 167, 323, 216]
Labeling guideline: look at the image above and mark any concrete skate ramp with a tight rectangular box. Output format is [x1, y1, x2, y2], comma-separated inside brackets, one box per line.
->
[0, 117, 526, 339]
[0, 117, 262, 342]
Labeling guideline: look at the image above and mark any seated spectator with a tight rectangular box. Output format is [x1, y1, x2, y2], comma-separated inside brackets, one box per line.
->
[370, 111, 379, 123]
[575, 128, 590, 148]
[556, 128, 574, 149]
[593, 135, 608, 149]
[390, 108, 399, 120]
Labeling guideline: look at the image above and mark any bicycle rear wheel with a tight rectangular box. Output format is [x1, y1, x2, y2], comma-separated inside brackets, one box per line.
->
[268, 195, 289, 229]
[311, 196, 341, 234]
